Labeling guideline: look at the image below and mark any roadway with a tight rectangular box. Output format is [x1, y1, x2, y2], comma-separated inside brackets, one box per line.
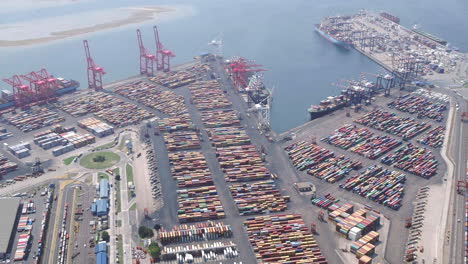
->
[441, 88, 467, 264]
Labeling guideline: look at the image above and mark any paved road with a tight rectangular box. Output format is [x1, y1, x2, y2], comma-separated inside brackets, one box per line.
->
[442, 89, 467, 264]
[120, 162, 133, 264]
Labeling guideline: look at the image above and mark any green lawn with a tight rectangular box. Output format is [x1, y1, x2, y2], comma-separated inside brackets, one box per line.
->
[129, 203, 137, 211]
[113, 167, 120, 176]
[116, 180, 121, 213]
[98, 172, 109, 180]
[126, 164, 134, 183]
[93, 141, 115, 151]
[63, 156, 77, 165]
[80, 152, 120, 169]
[464, 83, 468, 88]
[126, 164, 134, 201]
[117, 235, 124, 264]
[118, 136, 128, 151]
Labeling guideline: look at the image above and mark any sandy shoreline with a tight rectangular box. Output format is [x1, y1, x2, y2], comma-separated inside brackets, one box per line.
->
[0, 6, 176, 47]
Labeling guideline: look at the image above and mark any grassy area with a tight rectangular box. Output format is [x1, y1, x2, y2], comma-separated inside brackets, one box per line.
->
[117, 235, 124, 264]
[126, 164, 134, 183]
[116, 180, 121, 213]
[84, 174, 92, 185]
[126, 164, 134, 201]
[80, 152, 120, 169]
[129, 203, 137, 211]
[118, 135, 128, 151]
[93, 141, 115, 151]
[98, 172, 109, 181]
[113, 167, 120, 176]
[63, 156, 77, 165]
[464, 83, 468, 88]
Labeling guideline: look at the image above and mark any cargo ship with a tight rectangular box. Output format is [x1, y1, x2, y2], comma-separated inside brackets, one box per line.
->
[412, 29, 447, 45]
[308, 95, 346, 120]
[0, 77, 79, 110]
[315, 24, 353, 50]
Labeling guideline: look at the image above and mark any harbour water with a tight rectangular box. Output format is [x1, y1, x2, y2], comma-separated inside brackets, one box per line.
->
[0, 0, 467, 133]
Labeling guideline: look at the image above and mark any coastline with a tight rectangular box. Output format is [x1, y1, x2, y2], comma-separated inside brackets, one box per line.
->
[0, 6, 178, 47]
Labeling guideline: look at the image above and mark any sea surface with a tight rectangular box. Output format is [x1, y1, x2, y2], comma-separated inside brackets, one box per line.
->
[1, 0, 467, 133]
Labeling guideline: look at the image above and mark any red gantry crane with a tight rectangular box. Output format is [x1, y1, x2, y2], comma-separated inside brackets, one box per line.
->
[84, 40, 105, 90]
[225, 57, 266, 90]
[2, 75, 34, 109]
[20, 69, 57, 103]
[153, 25, 175, 72]
[137, 29, 156, 76]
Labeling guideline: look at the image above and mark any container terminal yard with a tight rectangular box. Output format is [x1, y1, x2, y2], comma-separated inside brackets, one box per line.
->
[0, 10, 465, 264]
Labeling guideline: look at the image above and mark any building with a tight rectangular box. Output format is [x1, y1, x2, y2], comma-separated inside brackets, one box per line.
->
[99, 179, 109, 199]
[95, 241, 107, 254]
[96, 199, 108, 217]
[96, 251, 108, 264]
[0, 197, 21, 258]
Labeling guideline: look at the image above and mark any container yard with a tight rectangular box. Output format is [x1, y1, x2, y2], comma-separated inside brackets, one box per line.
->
[168, 151, 213, 188]
[188, 80, 232, 110]
[57, 91, 154, 126]
[149, 70, 197, 89]
[284, 140, 362, 183]
[0, 127, 12, 141]
[200, 109, 241, 128]
[158, 116, 194, 132]
[381, 143, 438, 178]
[163, 131, 201, 151]
[33, 125, 95, 150]
[321, 124, 402, 160]
[158, 222, 233, 245]
[113, 80, 188, 116]
[387, 95, 447, 122]
[177, 186, 225, 223]
[229, 180, 289, 215]
[354, 109, 432, 140]
[339, 165, 406, 210]
[78, 117, 114, 137]
[7, 142, 31, 158]
[418, 125, 445, 148]
[0, 152, 18, 176]
[6, 107, 65, 132]
[243, 214, 327, 263]
[160, 241, 238, 262]
[206, 127, 250, 147]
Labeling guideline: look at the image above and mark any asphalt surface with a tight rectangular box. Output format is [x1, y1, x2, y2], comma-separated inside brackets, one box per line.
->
[441, 88, 467, 264]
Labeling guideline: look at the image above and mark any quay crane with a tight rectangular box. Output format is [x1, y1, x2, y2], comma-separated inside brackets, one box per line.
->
[83, 40, 106, 90]
[2, 75, 33, 109]
[153, 25, 175, 72]
[137, 29, 156, 76]
[225, 57, 266, 90]
[20, 69, 58, 103]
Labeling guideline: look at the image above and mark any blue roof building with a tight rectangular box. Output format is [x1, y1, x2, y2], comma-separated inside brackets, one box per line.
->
[91, 203, 97, 215]
[95, 241, 107, 254]
[96, 252, 108, 264]
[99, 179, 109, 199]
[96, 199, 108, 217]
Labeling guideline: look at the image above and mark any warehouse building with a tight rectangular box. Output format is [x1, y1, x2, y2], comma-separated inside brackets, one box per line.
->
[96, 199, 108, 217]
[96, 251, 108, 264]
[99, 179, 109, 199]
[0, 197, 21, 258]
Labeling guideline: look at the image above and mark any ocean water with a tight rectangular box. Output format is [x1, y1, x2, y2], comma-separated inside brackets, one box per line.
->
[1, 0, 467, 133]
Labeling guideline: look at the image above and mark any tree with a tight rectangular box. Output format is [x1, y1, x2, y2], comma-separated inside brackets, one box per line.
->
[148, 241, 161, 260]
[153, 223, 161, 231]
[93, 155, 106, 162]
[138, 225, 154, 238]
[101, 231, 110, 242]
